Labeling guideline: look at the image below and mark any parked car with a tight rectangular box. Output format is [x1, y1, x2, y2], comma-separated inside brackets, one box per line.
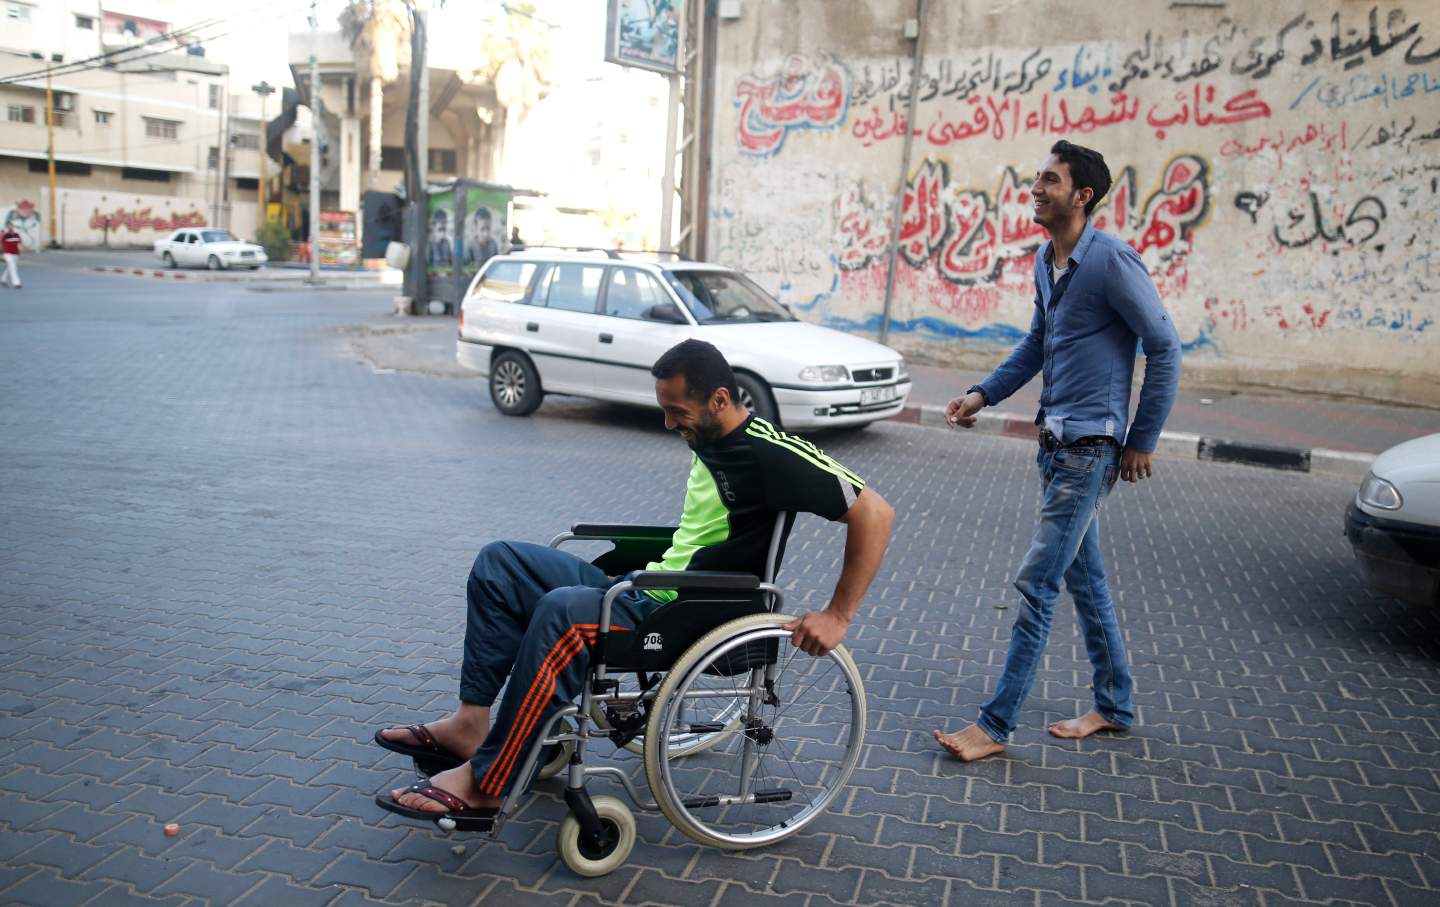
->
[154, 229, 268, 270]
[1345, 433, 1440, 605]
[456, 250, 911, 429]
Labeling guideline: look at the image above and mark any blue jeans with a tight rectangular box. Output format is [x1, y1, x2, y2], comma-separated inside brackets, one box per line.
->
[977, 442, 1133, 742]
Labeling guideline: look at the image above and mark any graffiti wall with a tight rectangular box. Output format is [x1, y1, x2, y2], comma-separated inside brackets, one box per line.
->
[709, 0, 1440, 405]
[32, 188, 210, 249]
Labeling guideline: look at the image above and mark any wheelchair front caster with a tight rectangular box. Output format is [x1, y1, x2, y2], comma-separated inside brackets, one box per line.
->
[556, 795, 635, 877]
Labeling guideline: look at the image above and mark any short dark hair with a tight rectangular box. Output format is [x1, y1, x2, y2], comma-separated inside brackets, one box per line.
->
[651, 339, 739, 402]
[1049, 140, 1112, 218]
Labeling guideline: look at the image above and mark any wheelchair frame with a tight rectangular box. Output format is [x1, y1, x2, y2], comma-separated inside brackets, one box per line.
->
[429, 514, 865, 877]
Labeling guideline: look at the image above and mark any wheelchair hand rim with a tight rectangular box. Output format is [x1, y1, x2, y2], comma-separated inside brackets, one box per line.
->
[651, 621, 865, 849]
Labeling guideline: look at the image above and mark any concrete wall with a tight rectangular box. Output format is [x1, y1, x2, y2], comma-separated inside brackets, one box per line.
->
[707, 0, 1440, 406]
[45, 186, 213, 249]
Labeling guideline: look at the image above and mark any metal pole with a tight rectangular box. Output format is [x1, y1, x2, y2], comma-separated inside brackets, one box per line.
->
[878, 0, 926, 345]
[309, 1, 321, 283]
[659, 71, 680, 252]
[45, 65, 59, 249]
[257, 91, 268, 229]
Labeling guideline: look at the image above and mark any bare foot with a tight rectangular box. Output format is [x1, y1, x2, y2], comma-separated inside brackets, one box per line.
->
[390, 763, 503, 812]
[380, 706, 488, 760]
[932, 724, 1005, 761]
[1047, 710, 1125, 740]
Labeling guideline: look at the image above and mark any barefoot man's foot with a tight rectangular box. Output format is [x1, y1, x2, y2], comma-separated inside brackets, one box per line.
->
[1048, 709, 1125, 740]
[933, 724, 1005, 761]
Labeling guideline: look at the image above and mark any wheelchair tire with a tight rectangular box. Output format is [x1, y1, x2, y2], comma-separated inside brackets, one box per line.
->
[556, 795, 635, 878]
[643, 613, 866, 850]
[534, 737, 574, 782]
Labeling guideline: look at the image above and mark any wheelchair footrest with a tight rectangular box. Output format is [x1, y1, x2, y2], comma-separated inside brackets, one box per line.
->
[680, 788, 793, 810]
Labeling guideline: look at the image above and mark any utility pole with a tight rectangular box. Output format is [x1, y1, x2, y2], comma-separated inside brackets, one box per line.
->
[401, 0, 429, 314]
[252, 81, 275, 233]
[308, 1, 321, 284]
[659, 71, 679, 253]
[45, 65, 60, 249]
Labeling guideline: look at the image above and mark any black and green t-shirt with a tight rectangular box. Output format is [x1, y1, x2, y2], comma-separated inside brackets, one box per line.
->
[644, 415, 866, 601]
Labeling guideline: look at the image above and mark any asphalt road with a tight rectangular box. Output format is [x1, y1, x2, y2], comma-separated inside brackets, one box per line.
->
[1, 263, 1437, 907]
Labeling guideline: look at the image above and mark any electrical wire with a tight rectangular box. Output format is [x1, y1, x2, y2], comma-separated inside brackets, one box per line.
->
[0, 0, 298, 86]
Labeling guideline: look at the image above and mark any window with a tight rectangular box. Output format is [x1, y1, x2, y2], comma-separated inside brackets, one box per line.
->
[470, 261, 537, 304]
[122, 166, 170, 182]
[428, 148, 456, 174]
[208, 84, 221, 110]
[379, 145, 405, 170]
[7, 3, 31, 22]
[201, 231, 238, 242]
[94, 109, 112, 126]
[539, 264, 604, 314]
[663, 271, 794, 324]
[144, 117, 180, 139]
[47, 110, 69, 128]
[207, 146, 220, 169]
[75, 14, 94, 28]
[27, 159, 90, 175]
[234, 177, 258, 190]
[604, 269, 669, 321]
[7, 105, 35, 124]
[231, 132, 259, 149]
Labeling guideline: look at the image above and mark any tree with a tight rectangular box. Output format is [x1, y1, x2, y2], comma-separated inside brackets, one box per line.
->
[338, 0, 412, 193]
[468, 3, 556, 131]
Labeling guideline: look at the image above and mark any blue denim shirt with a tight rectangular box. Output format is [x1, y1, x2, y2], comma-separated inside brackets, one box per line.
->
[977, 222, 1181, 453]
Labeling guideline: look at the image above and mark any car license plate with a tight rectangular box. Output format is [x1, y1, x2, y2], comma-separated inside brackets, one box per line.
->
[860, 386, 896, 406]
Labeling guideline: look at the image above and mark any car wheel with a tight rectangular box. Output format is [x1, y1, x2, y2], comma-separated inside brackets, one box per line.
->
[735, 373, 779, 426]
[489, 351, 543, 416]
[162, 252, 175, 268]
[207, 255, 223, 270]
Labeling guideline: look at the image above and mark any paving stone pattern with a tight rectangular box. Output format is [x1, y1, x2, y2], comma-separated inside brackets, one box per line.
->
[1, 272, 1438, 907]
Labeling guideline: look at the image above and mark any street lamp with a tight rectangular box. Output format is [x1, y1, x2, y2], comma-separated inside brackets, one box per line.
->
[251, 80, 275, 231]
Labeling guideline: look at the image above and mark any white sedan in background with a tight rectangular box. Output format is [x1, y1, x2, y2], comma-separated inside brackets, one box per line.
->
[1345, 433, 1440, 605]
[456, 251, 911, 430]
[154, 229, 267, 270]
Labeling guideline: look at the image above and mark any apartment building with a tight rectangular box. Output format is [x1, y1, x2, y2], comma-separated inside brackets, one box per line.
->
[0, 0, 246, 248]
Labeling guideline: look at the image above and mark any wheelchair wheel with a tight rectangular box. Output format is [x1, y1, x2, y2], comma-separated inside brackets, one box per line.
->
[643, 614, 866, 850]
[590, 674, 744, 758]
[556, 795, 635, 877]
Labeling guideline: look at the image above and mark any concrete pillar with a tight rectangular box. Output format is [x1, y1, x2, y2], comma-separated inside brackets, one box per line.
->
[340, 115, 361, 214]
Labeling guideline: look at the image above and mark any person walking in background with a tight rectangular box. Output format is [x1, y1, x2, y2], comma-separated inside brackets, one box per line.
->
[1, 220, 21, 289]
[933, 140, 1181, 762]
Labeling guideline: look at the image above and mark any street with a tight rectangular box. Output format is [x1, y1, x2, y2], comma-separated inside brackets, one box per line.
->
[2, 261, 1438, 907]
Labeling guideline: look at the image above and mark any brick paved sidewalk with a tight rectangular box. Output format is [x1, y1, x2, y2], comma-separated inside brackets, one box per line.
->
[1, 268, 1438, 907]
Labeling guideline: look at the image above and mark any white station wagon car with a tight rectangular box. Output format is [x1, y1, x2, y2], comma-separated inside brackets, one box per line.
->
[1345, 433, 1440, 606]
[456, 251, 911, 429]
[154, 229, 267, 270]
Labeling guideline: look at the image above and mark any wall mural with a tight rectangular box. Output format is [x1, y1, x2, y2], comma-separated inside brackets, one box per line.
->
[712, 4, 1440, 400]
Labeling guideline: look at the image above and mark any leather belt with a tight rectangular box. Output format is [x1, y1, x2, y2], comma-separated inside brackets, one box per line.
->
[1039, 430, 1117, 452]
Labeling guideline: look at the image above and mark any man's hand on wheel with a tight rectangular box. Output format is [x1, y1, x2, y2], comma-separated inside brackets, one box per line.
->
[783, 610, 849, 657]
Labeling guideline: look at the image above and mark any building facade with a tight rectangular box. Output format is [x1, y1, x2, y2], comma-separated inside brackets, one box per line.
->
[704, 0, 1440, 406]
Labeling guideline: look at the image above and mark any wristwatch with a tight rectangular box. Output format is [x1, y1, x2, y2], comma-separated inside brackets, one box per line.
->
[966, 384, 991, 406]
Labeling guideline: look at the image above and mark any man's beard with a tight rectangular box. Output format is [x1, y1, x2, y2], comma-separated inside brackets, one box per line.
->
[682, 412, 725, 450]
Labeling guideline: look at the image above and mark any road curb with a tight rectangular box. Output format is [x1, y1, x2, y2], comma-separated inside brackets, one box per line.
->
[87, 265, 395, 289]
[895, 403, 1373, 480]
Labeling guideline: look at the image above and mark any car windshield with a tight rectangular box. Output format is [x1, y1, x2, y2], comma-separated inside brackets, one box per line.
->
[200, 231, 238, 243]
[662, 270, 794, 324]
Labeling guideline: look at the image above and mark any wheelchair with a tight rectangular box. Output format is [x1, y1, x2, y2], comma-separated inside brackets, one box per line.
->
[428, 514, 868, 877]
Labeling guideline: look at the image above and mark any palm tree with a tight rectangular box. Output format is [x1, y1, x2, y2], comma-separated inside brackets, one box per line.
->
[339, 0, 412, 192]
[468, 1, 556, 171]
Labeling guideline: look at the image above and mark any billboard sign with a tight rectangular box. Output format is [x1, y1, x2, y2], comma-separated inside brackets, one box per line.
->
[605, 0, 683, 75]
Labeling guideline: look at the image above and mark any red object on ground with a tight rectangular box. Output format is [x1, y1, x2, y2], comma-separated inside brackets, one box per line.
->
[163, 823, 180, 836]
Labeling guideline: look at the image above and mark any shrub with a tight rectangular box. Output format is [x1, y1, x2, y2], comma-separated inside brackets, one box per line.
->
[256, 219, 291, 262]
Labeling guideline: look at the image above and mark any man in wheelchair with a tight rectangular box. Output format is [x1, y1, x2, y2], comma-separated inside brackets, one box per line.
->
[375, 339, 894, 828]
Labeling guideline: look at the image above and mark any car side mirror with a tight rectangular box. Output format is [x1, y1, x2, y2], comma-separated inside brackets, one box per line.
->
[645, 303, 686, 324]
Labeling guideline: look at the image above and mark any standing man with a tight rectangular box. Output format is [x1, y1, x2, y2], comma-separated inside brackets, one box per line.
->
[1, 219, 21, 289]
[933, 140, 1180, 761]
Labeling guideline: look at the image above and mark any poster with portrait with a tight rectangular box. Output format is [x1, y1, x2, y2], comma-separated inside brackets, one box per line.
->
[605, 0, 683, 75]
